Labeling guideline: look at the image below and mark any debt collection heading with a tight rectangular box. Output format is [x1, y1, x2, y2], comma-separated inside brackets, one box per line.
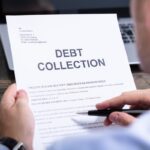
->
[37, 48, 106, 71]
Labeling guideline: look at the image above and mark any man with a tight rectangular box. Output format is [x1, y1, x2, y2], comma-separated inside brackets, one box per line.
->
[96, 0, 150, 126]
[1, 0, 150, 149]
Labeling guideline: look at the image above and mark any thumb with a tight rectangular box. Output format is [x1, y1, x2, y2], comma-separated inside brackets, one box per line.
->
[15, 90, 29, 107]
[109, 112, 136, 126]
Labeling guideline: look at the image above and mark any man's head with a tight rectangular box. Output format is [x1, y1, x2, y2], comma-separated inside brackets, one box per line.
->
[130, 0, 150, 72]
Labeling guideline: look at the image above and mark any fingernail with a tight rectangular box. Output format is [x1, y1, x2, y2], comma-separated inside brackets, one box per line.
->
[104, 121, 111, 126]
[96, 103, 108, 109]
[110, 114, 119, 123]
[16, 90, 26, 97]
[96, 104, 101, 109]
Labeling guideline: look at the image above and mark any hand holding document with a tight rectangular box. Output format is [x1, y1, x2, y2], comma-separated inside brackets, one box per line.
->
[6, 14, 136, 150]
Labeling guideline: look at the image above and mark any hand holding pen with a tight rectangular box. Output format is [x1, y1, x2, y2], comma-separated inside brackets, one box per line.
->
[77, 109, 146, 117]
[95, 90, 150, 126]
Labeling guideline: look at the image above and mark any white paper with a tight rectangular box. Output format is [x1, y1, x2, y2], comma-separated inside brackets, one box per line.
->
[6, 14, 136, 150]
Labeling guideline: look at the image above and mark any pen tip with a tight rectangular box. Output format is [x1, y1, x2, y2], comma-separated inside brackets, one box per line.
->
[76, 112, 88, 115]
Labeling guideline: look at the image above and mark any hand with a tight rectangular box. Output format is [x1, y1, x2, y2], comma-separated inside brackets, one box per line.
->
[0, 84, 35, 150]
[96, 89, 150, 126]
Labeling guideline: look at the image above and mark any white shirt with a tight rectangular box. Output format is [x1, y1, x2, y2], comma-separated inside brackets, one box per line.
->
[0, 145, 9, 150]
[48, 111, 150, 150]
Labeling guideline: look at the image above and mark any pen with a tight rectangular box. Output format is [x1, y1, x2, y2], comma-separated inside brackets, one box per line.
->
[77, 109, 147, 117]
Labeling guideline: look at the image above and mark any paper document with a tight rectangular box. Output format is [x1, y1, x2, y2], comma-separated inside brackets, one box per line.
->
[6, 14, 136, 150]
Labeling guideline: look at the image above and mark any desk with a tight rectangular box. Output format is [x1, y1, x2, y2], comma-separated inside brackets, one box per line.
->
[1, 39, 150, 99]
[0, 40, 14, 99]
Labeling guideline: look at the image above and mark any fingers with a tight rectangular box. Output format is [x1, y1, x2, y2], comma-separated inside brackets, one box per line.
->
[96, 89, 150, 126]
[103, 112, 136, 126]
[1, 84, 17, 108]
[96, 89, 150, 110]
[108, 112, 136, 126]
